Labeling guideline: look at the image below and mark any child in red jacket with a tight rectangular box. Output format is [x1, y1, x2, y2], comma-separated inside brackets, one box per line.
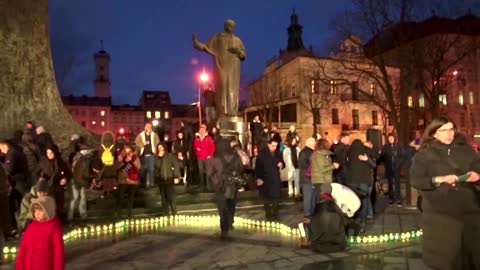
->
[15, 196, 64, 270]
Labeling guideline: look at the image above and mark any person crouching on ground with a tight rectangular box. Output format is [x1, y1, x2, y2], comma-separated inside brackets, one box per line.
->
[154, 142, 180, 216]
[18, 180, 50, 231]
[15, 196, 64, 270]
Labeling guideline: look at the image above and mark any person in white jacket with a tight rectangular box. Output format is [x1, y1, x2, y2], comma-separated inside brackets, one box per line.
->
[283, 137, 301, 198]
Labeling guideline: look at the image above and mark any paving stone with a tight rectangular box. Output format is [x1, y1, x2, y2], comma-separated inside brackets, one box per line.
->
[328, 252, 350, 258]
[383, 264, 408, 270]
[407, 258, 431, 270]
[307, 254, 331, 262]
[383, 257, 406, 264]
[216, 260, 241, 268]
[246, 262, 273, 270]
[288, 256, 314, 265]
[271, 259, 294, 268]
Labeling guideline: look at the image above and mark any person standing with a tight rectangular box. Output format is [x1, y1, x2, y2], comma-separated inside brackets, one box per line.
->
[135, 123, 160, 189]
[207, 138, 244, 239]
[193, 125, 215, 192]
[255, 139, 285, 221]
[35, 146, 71, 222]
[115, 145, 141, 219]
[311, 139, 339, 197]
[283, 137, 301, 198]
[345, 139, 376, 231]
[299, 137, 316, 217]
[333, 132, 350, 185]
[15, 196, 64, 270]
[250, 115, 263, 150]
[154, 142, 180, 216]
[380, 133, 404, 206]
[410, 116, 480, 270]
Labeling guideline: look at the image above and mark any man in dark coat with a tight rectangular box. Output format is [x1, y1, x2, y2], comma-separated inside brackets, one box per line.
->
[255, 139, 285, 221]
[380, 133, 404, 206]
[249, 115, 263, 149]
[332, 132, 350, 185]
[0, 140, 30, 229]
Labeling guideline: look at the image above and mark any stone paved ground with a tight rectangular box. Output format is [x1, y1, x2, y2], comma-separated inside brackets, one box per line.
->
[1, 196, 431, 269]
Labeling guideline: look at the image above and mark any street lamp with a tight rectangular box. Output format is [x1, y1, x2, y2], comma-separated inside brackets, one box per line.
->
[152, 119, 159, 127]
[198, 70, 209, 127]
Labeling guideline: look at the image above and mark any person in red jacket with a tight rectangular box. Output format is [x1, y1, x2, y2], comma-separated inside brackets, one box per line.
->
[15, 196, 64, 270]
[194, 125, 216, 192]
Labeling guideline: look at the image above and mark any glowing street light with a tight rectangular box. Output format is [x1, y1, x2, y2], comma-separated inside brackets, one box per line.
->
[452, 70, 459, 76]
[197, 69, 209, 127]
[152, 119, 159, 127]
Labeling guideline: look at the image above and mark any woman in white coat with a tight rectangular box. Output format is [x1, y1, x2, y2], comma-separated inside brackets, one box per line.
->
[283, 137, 301, 198]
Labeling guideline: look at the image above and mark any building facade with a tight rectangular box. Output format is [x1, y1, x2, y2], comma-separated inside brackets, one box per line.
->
[364, 15, 480, 140]
[245, 11, 397, 143]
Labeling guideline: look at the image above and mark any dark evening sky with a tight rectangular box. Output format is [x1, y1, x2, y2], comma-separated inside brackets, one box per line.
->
[48, 0, 479, 105]
[48, 0, 353, 105]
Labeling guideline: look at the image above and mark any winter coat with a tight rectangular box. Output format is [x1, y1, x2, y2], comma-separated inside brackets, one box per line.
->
[299, 147, 314, 185]
[134, 131, 160, 156]
[311, 150, 335, 185]
[258, 132, 269, 151]
[193, 135, 215, 160]
[332, 142, 349, 180]
[18, 187, 40, 229]
[283, 146, 300, 173]
[154, 152, 180, 183]
[207, 141, 244, 195]
[255, 149, 285, 199]
[15, 196, 64, 270]
[35, 132, 55, 156]
[3, 147, 29, 193]
[72, 153, 96, 188]
[116, 154, 141, 185]
[35, 157, 71, 192]
[345, 140, 376, 185]
[0, 164, 10, 195]
[250, 121, 263, 147]
[410, 135, 480, 269]
[309, 198, 347, 253]
[21, 142, 41, 173]
[380, 142, 404, 175]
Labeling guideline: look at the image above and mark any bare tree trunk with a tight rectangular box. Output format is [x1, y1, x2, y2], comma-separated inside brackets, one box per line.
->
[0, 0, 91, 146]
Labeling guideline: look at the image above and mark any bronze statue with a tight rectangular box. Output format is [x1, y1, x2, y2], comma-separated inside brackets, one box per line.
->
[192, 19, 246, 117]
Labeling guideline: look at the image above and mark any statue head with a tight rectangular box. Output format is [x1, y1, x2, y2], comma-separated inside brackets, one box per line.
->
[224, 19, 235, 33]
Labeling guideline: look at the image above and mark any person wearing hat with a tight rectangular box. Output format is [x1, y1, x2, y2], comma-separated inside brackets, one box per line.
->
[18, 180, 50, 231]
[15, 196, 64, 270]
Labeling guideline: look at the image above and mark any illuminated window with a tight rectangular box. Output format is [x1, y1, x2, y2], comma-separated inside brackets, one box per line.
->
[330, 80, 337, 95]
[101, 121, 105, 127]
[155, 111, 161, 119]
[439, 94, 447, 105]
[146, 111, 152, 119]
[419, 93, 425, 108]
[370, 83, 377, 96]
[407, 96, 413, 107]
[100, 110, 105, 116]
[458, 91, 464, 105]
[469, 91, 474, 105]
[310, 80, 320, 94]
[164, 111, 169, 119]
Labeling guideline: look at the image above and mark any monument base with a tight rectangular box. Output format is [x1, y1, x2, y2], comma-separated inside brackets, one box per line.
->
[218, 116, 248, 148]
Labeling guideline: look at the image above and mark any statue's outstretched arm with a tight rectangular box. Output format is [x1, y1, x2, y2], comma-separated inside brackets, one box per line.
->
[192, 33, 215, 56]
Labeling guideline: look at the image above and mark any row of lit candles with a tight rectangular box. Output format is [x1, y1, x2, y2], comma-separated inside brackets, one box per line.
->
[2, 215, 423, 255]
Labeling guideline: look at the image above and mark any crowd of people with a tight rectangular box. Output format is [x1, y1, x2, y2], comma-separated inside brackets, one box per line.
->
[2, 115, 480, 269]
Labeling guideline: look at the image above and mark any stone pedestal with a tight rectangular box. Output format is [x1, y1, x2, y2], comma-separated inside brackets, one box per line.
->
[218, 116, 248, 148]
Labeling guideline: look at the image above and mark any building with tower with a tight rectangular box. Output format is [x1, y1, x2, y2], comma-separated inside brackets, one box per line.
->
[94, 42, 111, 97]
[244, 10, 397, 144]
